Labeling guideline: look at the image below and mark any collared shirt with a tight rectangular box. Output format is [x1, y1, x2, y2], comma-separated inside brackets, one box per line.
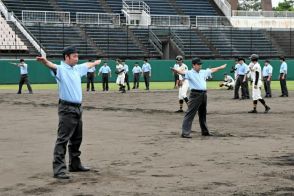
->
[184, 68, 212, 90]
[142, 63, 151, 73]
[52, 61, 88, 104]
[124, 64, 129, 74]
[132, 66, 142, 74]
[234, 63, 240, 78]
[19, 63, 28, 75]
[87, 67, 96, 73]
[238, 63, 248, 75]
[176, 63, 188, 81]
[280, 62, 287, 74]
[99, 65, 111, 74]
[262, 64, 273, 77]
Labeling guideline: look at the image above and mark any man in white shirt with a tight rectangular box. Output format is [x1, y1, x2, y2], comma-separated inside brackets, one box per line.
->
[116, 59, 126, 93]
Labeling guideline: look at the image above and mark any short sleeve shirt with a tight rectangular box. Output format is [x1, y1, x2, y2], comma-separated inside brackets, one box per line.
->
[185, 69, 212, 90]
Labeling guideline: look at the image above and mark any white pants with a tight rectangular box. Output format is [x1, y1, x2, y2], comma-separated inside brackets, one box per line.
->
[178, 80, 189, 99]
[252, 81, 262, 100]
[116, 74, 125, 85]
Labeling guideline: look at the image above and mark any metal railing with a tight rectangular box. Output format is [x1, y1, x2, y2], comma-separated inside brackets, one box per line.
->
[76, 12, 120, 25]
[232, 10, 294, 18]
[122, 0, 150, 14]
[213, 0, 231, 17]
[22, 10, 70, 24]
[170, 30, 185, 55]
[151, 15, 190, 27]
[149, 30, 162, 55]
[194, 16, 231, 27]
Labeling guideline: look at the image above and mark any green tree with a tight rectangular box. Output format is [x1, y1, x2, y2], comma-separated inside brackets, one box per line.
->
[273, 0, 294, 11]
[238, 0, 261, 11]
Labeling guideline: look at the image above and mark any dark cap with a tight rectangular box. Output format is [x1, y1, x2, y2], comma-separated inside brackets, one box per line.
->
[19, 58, 24, 62]
[249, 54, 259, 61]
[224, 73, 228, 75]
[265, 59, 270, 63]
[238, 57, 245, 61]
[279, 56, 285, 61]
[62, 45, 78, 56]
[192, 57, 202, 65]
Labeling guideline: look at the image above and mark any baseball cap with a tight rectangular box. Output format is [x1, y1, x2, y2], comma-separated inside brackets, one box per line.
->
[237, 57, 245, 61]
[176, 55, 183, 61]
[19, 58, 24, 62]
[62, 45, 78, 56]
[249, 54, 259, 61]
[192, 57, 202, 65]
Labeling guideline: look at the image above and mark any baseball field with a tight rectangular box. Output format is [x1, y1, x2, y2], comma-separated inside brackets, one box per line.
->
[0, 82, 293, 195]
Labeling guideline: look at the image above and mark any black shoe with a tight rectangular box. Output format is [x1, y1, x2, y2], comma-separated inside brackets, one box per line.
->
[279, 95, 285, 97]
[17, 92, 21, 94]
[132, 87, 135, 89]
[121, 90, 126, 93]
[264, 106, 271, 113]
[202, 132, 213, 136]
[69, 165, 90, 172]
[175, 109, 184, 113]
[232, 97, 239, 100]
[181, 134, 192, 138]
[54, 173, 70, 179]
[91, 90, 95, 91]
[248, 109, 257, 113]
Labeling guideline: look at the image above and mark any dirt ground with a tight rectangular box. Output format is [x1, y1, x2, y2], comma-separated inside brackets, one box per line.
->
[0, 88, 293, 196]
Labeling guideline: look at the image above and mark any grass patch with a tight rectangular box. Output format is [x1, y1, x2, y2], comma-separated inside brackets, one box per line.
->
[0, 81, 293, 91]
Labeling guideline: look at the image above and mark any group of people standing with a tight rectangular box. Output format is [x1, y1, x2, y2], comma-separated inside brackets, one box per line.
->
[222, 55, 289, 100]
[86, 58, 151, 93]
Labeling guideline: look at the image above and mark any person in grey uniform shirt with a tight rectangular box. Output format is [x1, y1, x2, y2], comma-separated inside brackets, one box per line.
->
[86, 60, 96, 92]
[279, 56, 288, 97]
[142, 58, 151, 90]
[123, 60, 130, 90]
[132, 62, 142, 89]
[36, 46, 101, 180]
[98, 62, 112, 91]
[172, 57, 226, 138]
[11, 59, 33, 94]
[262, 60, 273, 98]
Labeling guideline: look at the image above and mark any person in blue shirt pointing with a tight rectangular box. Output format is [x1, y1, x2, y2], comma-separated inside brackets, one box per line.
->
[172, 57, 226, 138]
[36, 46, 101, 179]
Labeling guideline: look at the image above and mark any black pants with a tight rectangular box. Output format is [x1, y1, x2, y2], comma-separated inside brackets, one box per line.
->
[143, 71, 150, 90]
[182, 91, 209, 136]
[133, 73, 140, 89]
[53, 101, 83, 176]
[234, 75, 248, 99]
[102, 73, 109, 91]
[280, 73, 288, 96]
[86, 72, 95, 91]
[124, 73, 130, 90]
[263, 76, 272, 96]
[18, 74, 33, 94]
[174, 73, 179, 87]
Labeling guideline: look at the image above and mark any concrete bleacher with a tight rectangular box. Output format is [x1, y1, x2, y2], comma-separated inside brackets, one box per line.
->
[82, 25, 146, 58]
[25, 24, 96, 57]
[269, 30, 294, 56]
[200, 27, 278, 57]
[175, 0, 218, 16]
[0, 15, 27, 51]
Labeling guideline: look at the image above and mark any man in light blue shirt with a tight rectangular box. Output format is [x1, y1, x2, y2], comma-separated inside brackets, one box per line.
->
[172, 57, 226, 138]
[98, 62, 112, 91]
[36, 46, 101, 180]
[262, 60, 273, 97]
[279, 56, 288, 97]
[141, 58, 151, 90]
[234, 57, 249, 99]
[132, 62, 142, 89]
[123, 60, 130, 90]
[11, 59, 33, 94]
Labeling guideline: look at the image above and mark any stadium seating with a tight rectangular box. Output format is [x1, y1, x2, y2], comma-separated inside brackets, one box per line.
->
[269, 30, 294, 57]
[200, 27, 278, 57]
[175, 0, 218, 16]
[0, 15, 27, 51]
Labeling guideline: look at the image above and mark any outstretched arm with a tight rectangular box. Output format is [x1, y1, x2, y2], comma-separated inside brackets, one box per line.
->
[36, 56, 57, 70]
[171, 67, 185, 75]
[210, 64, 227, 73]
[86, 60, 101, 69]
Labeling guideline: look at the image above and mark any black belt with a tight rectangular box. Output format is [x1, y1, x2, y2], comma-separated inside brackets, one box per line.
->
[263, 76, 269, 78]
[59, 99, 81, 107]
[191, 89, 207, 93]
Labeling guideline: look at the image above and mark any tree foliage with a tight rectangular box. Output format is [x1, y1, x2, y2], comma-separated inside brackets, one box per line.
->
[273, 0, 294, 11]
[238, 0, 261, 11]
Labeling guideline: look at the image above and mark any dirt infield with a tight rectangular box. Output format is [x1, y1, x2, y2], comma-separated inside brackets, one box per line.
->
[0, 89, 293, 196]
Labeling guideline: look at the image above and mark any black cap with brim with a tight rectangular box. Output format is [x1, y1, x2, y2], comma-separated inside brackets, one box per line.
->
[62, 45, 78, 56]
[192, 57, 202, 65]
[238, 57, 245, 61]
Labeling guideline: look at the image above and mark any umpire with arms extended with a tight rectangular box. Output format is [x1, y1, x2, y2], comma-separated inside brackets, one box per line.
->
[36, 46, 101, 179]
[172, 57, 226, 138]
